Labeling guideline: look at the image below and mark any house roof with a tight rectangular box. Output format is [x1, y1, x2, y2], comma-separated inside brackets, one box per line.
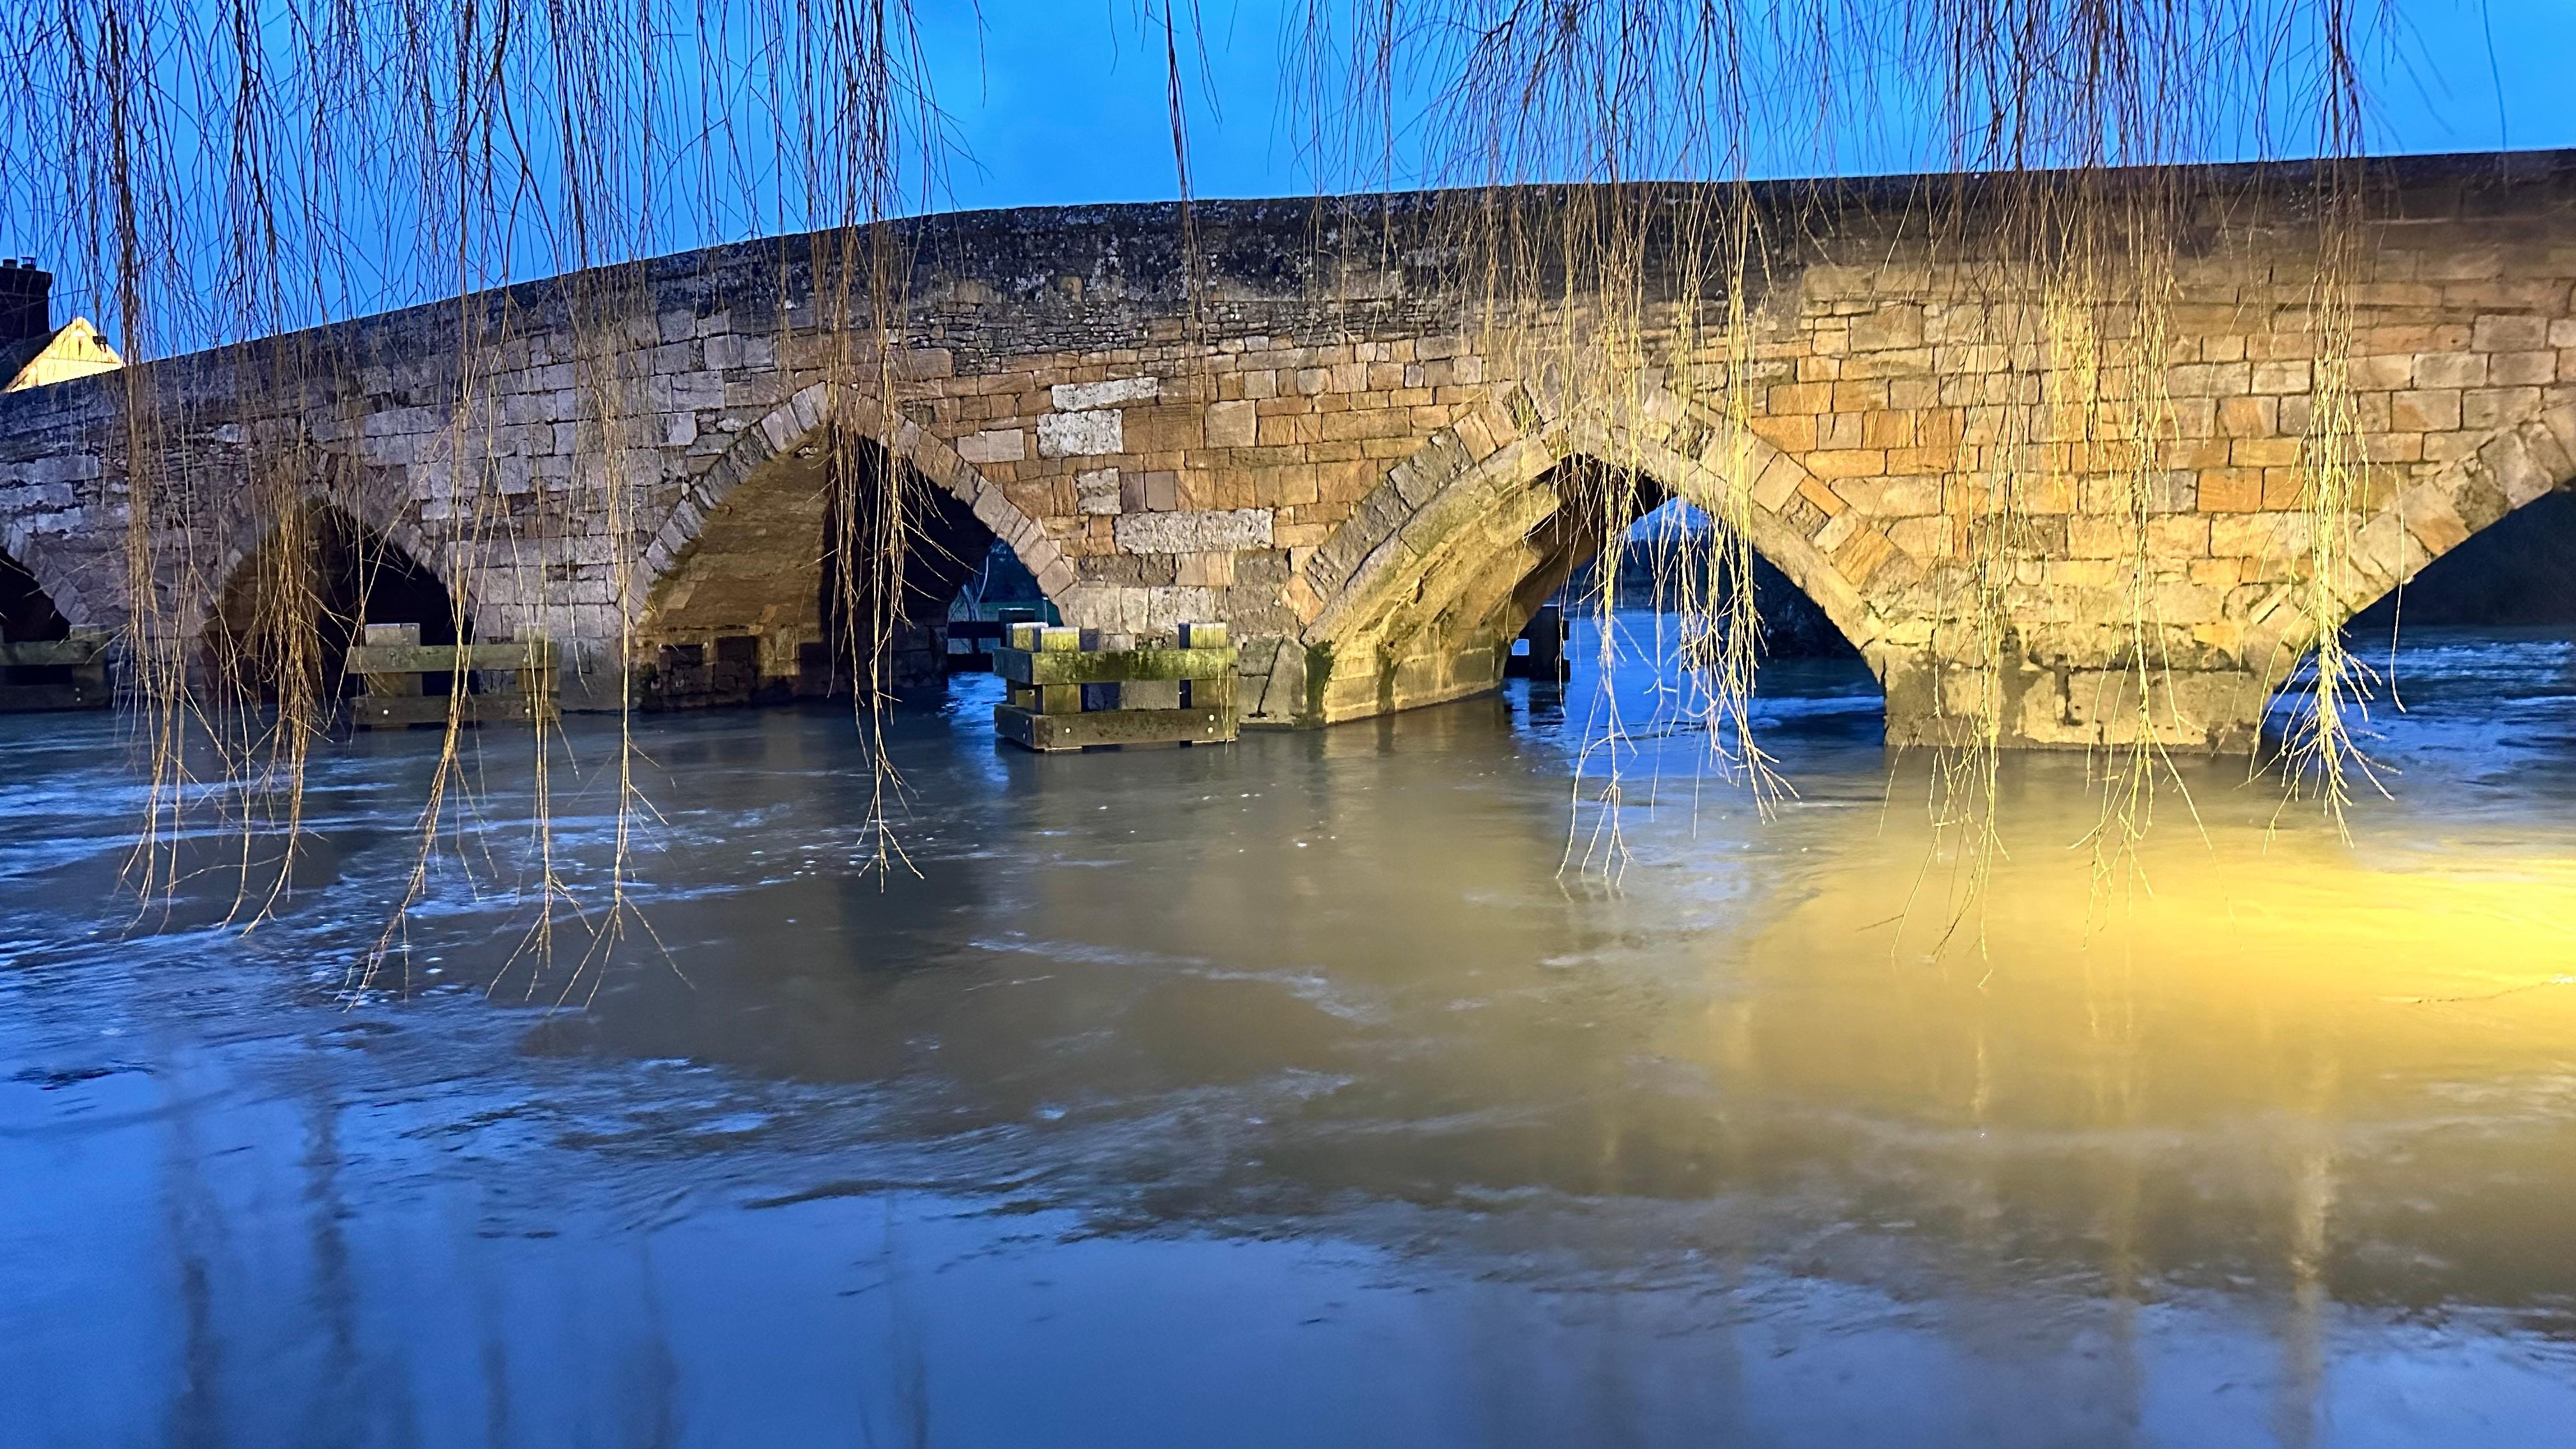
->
[1, 319, 123, 392]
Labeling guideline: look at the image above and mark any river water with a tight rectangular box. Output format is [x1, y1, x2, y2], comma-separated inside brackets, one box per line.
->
[3, 618, 2573, 1448]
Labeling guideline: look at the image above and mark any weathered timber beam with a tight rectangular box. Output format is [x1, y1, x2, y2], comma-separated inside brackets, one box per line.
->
[993, 703, 1235, 751]
[992, 646, 1234, 686]
[344, 643, 560, 674]
[0, 640, 106, 667]
[353, 694, 557, 730]
[0, 680, 109, 712]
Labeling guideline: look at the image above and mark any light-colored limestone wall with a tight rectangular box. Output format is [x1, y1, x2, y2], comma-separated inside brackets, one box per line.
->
[2, 157, 2572, 745]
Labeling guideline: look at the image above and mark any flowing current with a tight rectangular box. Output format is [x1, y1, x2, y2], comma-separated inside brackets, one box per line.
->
[4, 618, 2573, 1447]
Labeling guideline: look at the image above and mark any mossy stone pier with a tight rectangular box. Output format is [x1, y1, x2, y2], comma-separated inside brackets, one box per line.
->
[5, 153, 2576, 749]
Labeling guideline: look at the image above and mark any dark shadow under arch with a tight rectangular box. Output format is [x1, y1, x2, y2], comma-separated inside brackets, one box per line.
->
[640, 427, 1052, 707]
[0, 549, 71, 643]
[818, 438, 1016, 696]
[2350, 490, 2576, 636]
[0, 547, 100, 705]
[208, 503, 466, 703]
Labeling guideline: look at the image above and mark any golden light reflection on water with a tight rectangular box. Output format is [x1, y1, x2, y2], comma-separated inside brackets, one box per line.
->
[8, 665, 2576, 1445]
[825, 698, 2576, 1338]
[1653, 758, 2576, 1329]
[1745, 778, 2576, 1121]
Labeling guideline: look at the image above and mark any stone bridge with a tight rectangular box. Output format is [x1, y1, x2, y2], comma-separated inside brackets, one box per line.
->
[3, 151, 2573, 747]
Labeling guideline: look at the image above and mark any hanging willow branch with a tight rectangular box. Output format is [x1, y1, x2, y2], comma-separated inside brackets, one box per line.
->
[1, 0, 2391, 975]
[1287, 0, 2384, 937]
[3, 0, 953, 992]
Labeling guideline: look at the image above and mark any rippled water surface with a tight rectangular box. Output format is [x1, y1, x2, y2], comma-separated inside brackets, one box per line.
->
[4, 620, 2574, 1447]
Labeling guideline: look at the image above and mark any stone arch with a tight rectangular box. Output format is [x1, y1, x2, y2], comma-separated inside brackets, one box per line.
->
[199, 456, 475, 645]
[633, 383, 1073, 689]
[639, 382, 1070, 612]
[2350, 491, 2576, 632]
[2246, 401, 2576, 668]
[0, 521, 103, 635]
[1275, 383, 1899, 724]
[204, 496, 471, 700]
[2152, 396, 2576, 751]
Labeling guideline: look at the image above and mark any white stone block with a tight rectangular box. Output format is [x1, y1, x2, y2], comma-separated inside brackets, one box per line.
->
[1050, 376, 1160, 410]
[1038, 410, 1123, 458]
[1112, 508, 1274, 554]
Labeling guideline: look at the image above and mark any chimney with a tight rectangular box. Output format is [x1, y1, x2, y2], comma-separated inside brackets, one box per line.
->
[0, 259, 54, 343]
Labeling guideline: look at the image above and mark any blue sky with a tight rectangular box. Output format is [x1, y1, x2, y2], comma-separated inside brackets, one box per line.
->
[924, 0, 2576, 211]
[9, 0, 2574, 343]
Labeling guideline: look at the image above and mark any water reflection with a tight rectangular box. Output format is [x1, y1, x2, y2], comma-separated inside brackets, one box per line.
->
[3, 621, 2573, 1446]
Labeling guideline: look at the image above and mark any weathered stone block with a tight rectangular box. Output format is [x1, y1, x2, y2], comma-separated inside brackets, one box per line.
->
[1052, 376, 1159, 410]
[1038, 409, 1122, 457]
[1206, 399, 1258, 448]
[957, 427, 1027, 464]
[2473, 314, 2549, 353]
[1175, 551, 1234, 586]
[2414, 353, 2488, 390]
[1113, 508, 1273, 555]
[1076, 468, 1123, 516]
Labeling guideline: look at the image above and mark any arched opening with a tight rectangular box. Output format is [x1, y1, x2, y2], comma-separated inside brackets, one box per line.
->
[206, 503, 466, 705]
[0, 547, 106, 711]
[816, 443, 1048, 696]
[1311, 454, 1878, 728]
[1573, 493, 1862, 661]
[2267, 487, 2576, 745]
[0, 549, 70, 643]
[2348, 490, 2576, 636]
[638, 431, 1052, 709]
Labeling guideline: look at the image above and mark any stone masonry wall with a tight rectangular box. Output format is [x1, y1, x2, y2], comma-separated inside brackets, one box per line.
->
[1, 152, 2572, 746]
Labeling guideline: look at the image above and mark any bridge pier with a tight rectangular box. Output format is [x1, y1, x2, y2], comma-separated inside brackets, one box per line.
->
[1874, 654, 2269, 752]
[1233, 629, 2273, 752]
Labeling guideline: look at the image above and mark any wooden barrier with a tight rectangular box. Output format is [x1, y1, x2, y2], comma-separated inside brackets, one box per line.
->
[0, 629, 111, 712]
[636, 635, 759, 710]
[992, 621, 1236, 752]
[346, 622, 558, 729]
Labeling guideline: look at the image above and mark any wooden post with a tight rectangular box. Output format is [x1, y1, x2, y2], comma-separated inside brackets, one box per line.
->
[362, 622, 424, 702]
